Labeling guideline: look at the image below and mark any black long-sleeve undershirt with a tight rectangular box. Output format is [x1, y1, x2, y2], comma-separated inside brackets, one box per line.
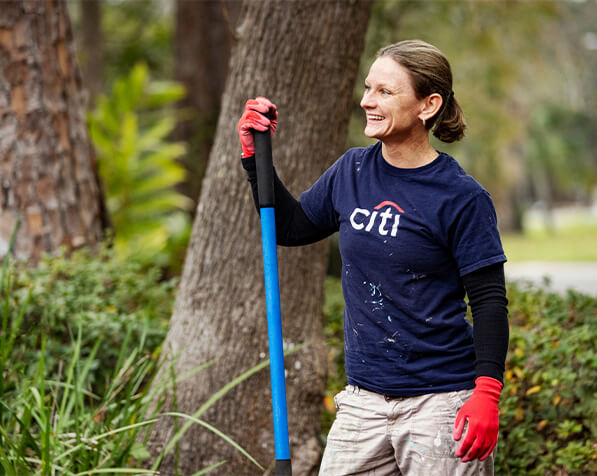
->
[241, 156, 336, 245]
[242, 156, 509, 382]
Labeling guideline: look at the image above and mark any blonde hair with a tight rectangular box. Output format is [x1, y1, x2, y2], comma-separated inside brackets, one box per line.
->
[377, 40, 466, 143]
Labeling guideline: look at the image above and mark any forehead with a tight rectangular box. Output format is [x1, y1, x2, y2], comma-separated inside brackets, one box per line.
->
[365, 56, 413, 89]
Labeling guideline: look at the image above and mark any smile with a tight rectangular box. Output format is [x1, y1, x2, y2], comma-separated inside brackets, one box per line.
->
[367, 114, 385, 121]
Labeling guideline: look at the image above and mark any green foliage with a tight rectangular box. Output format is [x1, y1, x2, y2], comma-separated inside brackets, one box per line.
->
[498, 282, 597, 475]
[6, 239, 175, 394]
[0, 235, 171, 473]
[88, 63, 192, 270]
[322, 276, 597, 475]
[0, 243, 270, 474]
[70, 0, 174, 86]
[525, 104, 596, 202]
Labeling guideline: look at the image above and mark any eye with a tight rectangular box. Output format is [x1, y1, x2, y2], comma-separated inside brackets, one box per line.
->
[381, 89, 390, 95]
[364, 84, 370, 91]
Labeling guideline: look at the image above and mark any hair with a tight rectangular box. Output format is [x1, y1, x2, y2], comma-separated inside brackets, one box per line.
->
[377, 40, 466, 143]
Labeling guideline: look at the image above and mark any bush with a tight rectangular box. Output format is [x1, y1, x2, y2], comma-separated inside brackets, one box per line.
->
[322, 276, 597, 475]
[5, 240, 176, 394]
[0, 242, 266, 474]
[497, 281, 597, 475]
[87, 63, 193, 272]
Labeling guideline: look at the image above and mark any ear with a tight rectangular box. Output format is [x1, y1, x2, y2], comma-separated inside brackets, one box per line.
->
[418, 93, 443, 122]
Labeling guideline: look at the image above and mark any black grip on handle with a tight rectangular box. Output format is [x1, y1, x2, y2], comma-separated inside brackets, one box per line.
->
[275, 459, 292, 476]
[254, 129, 274, 208]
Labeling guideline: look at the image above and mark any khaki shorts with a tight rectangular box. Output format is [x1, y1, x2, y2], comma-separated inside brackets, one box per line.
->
[319, 385, 496, 476]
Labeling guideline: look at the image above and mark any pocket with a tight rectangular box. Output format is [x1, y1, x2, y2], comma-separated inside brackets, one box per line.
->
[447, 388, 474, 413]
[408, 392, 465, 458]
[333, 389, 347, 410]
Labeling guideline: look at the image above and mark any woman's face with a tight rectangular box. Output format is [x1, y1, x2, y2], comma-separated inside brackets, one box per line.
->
[360, 57, 425, 142]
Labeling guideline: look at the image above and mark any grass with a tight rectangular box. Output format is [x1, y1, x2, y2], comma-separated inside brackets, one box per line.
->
[502, 224, 597, 262]
[0, 218, 269, 475]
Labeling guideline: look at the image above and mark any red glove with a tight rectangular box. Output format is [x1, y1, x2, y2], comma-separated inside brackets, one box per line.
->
[237, 97, 278, 158]
[453, 376, 503, 462]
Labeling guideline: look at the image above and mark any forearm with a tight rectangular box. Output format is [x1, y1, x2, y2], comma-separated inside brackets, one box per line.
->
[462, 262, 509, 383]
[241, 156, 335, 246]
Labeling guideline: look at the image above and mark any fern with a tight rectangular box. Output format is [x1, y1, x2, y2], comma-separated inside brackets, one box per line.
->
[88, 63, 192, 267]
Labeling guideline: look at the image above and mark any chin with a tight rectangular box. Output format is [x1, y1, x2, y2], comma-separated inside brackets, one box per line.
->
[363, 127, 381, 139]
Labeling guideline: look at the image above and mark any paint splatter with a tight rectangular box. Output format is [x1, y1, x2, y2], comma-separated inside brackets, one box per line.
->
[368, 282, 382, 297]
[434, 430, 442, 447]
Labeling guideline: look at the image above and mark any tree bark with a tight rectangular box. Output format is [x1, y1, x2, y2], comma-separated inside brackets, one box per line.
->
[0, 0, 106, 264]
[79, 0, 103, 106]
[148, 1, 371, 475]
[174, 0, 241, 217]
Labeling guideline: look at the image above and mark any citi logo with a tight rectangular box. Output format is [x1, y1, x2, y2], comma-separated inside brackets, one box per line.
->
[349, 201, 405, 237]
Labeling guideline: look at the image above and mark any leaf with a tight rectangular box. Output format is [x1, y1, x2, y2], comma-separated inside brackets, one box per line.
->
[536, 419, 548, 431]
[145, 81, 186, 107]
[526, 385, 542, 396]
[129, 441, 151, 461]
[162, 412, 264, 471]
[190, 461, 227, 475]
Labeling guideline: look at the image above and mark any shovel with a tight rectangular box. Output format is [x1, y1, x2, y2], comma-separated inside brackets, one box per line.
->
[254, 128, 292, 476]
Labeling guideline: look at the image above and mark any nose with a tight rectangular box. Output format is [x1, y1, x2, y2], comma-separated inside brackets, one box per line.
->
[360, 90, 374, 109]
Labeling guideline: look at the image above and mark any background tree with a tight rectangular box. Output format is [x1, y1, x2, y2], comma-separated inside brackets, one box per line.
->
[0, 0, 107, 264]
[147, 1, 372, 474]
[174, 0, 241, 215]
[78, 0, 103, 105]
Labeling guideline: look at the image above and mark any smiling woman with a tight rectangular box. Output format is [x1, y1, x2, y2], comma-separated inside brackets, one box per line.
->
[238, 40, 509, 476]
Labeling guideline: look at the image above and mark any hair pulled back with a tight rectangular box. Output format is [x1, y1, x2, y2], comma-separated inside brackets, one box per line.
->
[377, 40, 466, 143]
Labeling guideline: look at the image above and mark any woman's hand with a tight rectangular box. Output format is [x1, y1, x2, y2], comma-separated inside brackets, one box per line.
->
[237, 97, 278, 158]
[453, 376, 503, 462]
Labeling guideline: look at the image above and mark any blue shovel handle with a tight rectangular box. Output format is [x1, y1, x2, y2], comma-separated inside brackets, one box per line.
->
[254, 129, 292, 476]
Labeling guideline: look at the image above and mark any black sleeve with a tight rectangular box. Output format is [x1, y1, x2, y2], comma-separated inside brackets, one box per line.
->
[462, 262, 509, 383]
[241, 156, 336, 246]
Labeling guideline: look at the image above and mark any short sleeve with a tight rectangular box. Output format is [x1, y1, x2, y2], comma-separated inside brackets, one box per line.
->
[299, 155, 344, 231]
[449, 190, 507, 276]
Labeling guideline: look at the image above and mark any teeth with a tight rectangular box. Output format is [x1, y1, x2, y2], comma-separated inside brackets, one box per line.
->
[367, 115, 384, 120]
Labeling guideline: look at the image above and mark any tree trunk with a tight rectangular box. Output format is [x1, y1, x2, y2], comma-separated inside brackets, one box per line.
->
[148, 1, 371, 475]
[0, 0, 107, 264]
[79, 0, 103, 106]
[174, 0, 241, 217]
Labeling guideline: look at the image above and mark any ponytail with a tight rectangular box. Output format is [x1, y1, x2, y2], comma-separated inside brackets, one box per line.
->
[431, 93, 466, 143]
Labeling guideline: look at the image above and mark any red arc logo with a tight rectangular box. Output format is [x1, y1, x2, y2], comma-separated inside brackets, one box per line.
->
[374, 201, 405, 214]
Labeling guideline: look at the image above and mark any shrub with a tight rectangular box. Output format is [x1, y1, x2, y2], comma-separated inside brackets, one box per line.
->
[0, 242, 267, 474]
[5, 240, 176, 394]
[322, 276, 597, 475]
[497, 281, 597, 475]
[87, 62, 193, 272]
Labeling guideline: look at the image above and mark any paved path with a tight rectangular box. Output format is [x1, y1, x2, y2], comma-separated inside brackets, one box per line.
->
[505, 262, 597, 297]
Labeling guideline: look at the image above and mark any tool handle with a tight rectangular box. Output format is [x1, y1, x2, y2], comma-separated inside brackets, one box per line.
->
[254, 130, 274, 208]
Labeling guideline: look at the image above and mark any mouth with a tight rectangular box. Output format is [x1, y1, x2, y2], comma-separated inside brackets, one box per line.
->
[366, 114, 385, 122]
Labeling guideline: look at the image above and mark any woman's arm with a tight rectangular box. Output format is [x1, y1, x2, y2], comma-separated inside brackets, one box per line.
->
[454, 262, 509, 462]
[462, 262, 509, 382]
[241, 157, 336, 246]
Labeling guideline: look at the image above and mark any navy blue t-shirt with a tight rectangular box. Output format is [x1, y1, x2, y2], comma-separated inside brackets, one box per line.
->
[300, 142, 506, 397]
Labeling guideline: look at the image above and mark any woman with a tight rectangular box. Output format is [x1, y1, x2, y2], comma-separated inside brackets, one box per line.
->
[238, 40, 508, 476]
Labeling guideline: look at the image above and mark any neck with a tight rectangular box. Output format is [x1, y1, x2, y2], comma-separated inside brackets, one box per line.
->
[381, 133, 438, 169]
